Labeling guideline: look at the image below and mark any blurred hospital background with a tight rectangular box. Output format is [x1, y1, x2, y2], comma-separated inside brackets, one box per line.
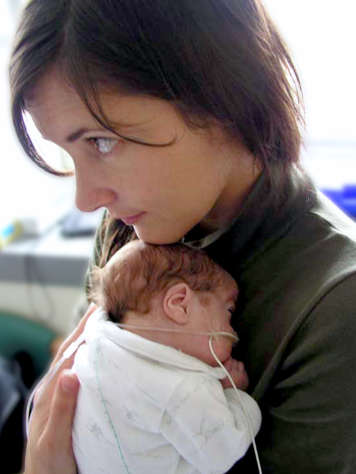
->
[0, 1, 355, 472]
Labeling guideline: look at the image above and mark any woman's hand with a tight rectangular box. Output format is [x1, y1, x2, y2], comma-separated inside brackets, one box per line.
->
[23, 304, 97, 474]
[221, 357, 249, 390]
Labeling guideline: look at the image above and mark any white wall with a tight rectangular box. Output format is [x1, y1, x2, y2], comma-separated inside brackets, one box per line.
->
[0, 282, 84, 334]
[265, 0, 356, 143]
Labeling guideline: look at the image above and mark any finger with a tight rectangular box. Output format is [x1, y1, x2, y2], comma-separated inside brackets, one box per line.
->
[27, 355, 78, 448]
[234, 361, 246, 374]
[51, 303, 97, 366]
[44, 370, 80, 449]
[27, 307, 94, 439]
[33, 353, 77, 407]
[223, 357, 234, 372]
[34, 305, 93, 409]
[24, 372, 80, 474]
[33, 371, 80, 474]
[234, 362, 249, 390]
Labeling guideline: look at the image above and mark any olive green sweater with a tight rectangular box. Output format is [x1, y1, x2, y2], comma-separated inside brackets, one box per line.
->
[88, 168, 356, 473]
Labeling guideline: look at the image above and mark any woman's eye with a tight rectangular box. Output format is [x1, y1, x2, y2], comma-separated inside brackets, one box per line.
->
[89, 137, 118, 154]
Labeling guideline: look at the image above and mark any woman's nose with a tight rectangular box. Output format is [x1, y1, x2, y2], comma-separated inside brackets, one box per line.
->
[75, 170, 117, 213]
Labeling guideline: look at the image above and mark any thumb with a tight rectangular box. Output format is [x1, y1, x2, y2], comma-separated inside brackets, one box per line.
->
[46, 370, 80, 447]
[60, 371, 80, 396]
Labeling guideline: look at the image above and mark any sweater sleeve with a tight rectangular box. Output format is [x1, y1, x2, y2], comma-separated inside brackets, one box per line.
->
[160, 375, 261, 474]
[237, 273, 356, 473]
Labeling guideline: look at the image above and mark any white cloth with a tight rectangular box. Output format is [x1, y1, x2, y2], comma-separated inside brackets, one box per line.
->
[72, 308, 262, 474]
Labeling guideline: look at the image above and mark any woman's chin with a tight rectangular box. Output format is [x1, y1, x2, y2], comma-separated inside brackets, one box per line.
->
[133, 225, 185, 245]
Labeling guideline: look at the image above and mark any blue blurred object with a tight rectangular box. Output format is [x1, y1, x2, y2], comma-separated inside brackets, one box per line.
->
[322, 185, 356, 218]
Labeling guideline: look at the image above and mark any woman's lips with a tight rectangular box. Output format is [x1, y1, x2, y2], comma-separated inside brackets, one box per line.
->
[120, 212, 146, 225]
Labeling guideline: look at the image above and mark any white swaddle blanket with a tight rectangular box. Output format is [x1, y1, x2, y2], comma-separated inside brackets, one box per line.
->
[72, 308, 261, 474]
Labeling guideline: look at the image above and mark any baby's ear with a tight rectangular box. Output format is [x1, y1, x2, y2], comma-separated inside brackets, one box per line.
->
[162, 282, 193, 325]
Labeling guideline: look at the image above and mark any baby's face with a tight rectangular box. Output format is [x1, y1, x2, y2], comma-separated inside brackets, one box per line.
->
[107, 242, 238, 366]
[189, 278, 238, 366]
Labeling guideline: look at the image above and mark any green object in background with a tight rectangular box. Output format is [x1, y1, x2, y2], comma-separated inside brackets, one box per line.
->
[0, 311, 57, 377]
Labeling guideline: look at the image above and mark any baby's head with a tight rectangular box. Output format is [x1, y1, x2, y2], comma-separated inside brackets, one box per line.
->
[89, 241, 238, 365]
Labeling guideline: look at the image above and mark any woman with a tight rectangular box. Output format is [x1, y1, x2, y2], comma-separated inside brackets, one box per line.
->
[9, 0, 356, 473]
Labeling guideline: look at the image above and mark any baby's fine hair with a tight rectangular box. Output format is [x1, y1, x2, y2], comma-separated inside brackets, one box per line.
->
[89, 241, 236, 321]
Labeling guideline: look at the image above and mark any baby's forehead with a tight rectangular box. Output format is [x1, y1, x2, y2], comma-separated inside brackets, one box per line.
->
[217, 271, 238, 298]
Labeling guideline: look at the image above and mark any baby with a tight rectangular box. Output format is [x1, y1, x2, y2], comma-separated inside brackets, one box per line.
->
[72, 241, 261, 474]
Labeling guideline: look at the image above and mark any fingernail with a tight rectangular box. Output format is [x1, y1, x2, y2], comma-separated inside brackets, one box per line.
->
[61, 371, 79, 394]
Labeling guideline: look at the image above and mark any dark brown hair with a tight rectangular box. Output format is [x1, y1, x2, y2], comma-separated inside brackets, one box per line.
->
[89, 241, 237, 321]
[9, 0, 304, 260]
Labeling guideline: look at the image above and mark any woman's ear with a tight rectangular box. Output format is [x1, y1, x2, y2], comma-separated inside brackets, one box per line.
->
[162, 282, 193, 325]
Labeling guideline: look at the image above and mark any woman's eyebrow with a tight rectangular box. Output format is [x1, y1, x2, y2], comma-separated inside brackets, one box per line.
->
[65, 118, 153, 143]
[65, 126, 177, 148]
[66, 128, 90, 143]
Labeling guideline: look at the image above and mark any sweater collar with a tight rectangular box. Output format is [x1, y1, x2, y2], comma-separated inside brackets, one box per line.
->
[181, 170, 267, 250]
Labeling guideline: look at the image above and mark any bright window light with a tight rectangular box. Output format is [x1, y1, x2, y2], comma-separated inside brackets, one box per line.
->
[0, 1, 74, 228]
[264, 0, 356, 190]
[264, 0, 356, 144]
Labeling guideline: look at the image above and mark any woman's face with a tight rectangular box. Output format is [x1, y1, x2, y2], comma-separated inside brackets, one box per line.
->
[27, 69, 260, 244]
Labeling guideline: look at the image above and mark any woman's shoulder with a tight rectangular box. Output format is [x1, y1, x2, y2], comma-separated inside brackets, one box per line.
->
[242, 184, 356, 283]
[284, 189, 356, 284]
[308, 190, 356, 243]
